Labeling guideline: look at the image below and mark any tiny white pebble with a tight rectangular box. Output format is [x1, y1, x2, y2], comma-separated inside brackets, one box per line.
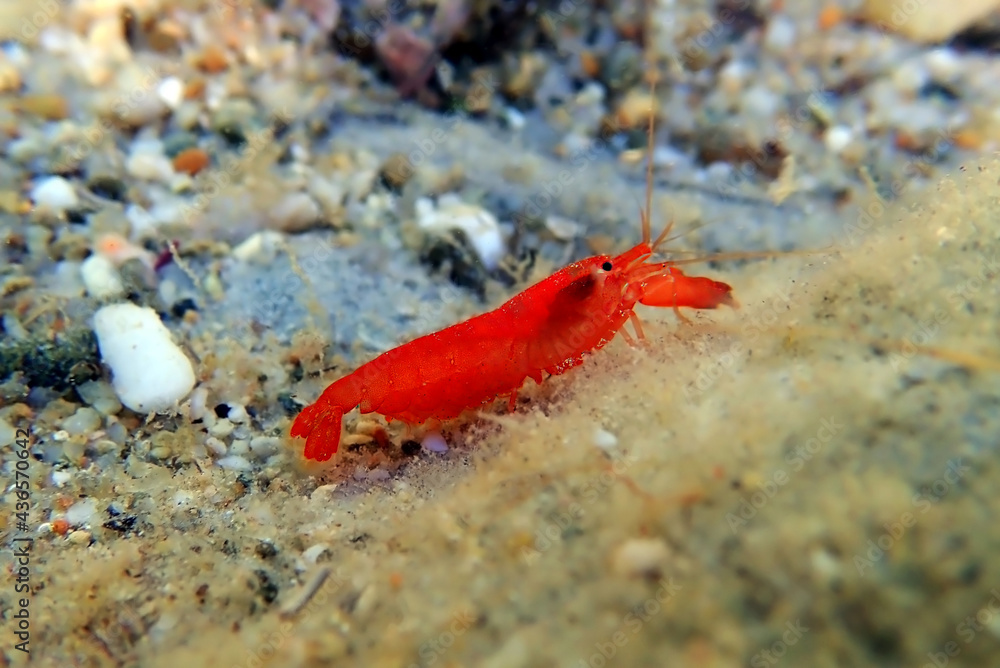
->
[204, 436, 227, 457]
[209, 418, 235, 438]
[611, 538, 671, 578]
[156, 77, 184, 109]
[249, 436, 280, 458]
[824, 125, 853, 154]
[66, 498, 98, 527]
[31, 176, 79, 213]
[925, 48, 961, 83]
[421, 432, 449, 453]
[229, 439, 250, 456]
[503, 106, 525, 130]
[126, 150, 175, 182]
[188, 386, 209, 421]
[80, 255, 125, 299]
[216, 455, 253, 470]
[592, 428, 618, 451]
[227, 404, 249, 424]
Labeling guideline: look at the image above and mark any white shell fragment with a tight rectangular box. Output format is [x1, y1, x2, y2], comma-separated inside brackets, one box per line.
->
[93, 303, 196, 413]
[421, 432, 449, 453]
[416, 194, 505, 271]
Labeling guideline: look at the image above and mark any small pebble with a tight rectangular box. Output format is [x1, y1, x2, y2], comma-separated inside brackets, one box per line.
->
[209, 418, 235, 438]
[216, 455, 253, 471]
[68, 530, 92, 545]
[591, 428, 618, 451]
[229, 439, 250, 456]
[156, 77, 184, 110]
[204, 437, 228, 457]
[824, 125, 853, 154]
[172, 147, 210, 176]
[61, 407, 102, 436]
[66, 498, 98, 527]
[925, 48, 962, 83]
[231, 231, 284, 264]
[310, 484, 339, 503]
[77, 380, 123, 416]
[227, 404, 250, 424]
[249, 436, 280, 458]
[421, 432, 449, 453]
[269, 192, 321, 232]
[31, 176, 79, 213]
[126, 145, 175, 182]
[188, 386, 210, 421]
[80, 255, 125, 299]
[611, 538, 671, 578]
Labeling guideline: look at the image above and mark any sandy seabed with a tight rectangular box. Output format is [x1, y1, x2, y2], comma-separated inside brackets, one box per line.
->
[5, 150, 1000, 667]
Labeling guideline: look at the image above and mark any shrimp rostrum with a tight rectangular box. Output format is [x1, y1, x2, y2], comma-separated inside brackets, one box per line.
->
[291, 206, 737, 462]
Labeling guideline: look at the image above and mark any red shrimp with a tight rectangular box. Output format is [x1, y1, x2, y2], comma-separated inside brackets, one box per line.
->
[291, 223, 739, 461]
[291, 100, 739, 462]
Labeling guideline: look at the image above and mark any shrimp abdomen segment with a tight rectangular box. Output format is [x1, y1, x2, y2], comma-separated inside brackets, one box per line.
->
[357, 324, 532, 422]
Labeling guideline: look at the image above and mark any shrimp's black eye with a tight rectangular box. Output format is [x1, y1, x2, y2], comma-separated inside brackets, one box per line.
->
[601, 261, 613, 271]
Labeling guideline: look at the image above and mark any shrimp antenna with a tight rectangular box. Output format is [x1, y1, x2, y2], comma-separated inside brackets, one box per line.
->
[642, 74, 676, 254]
[641, 77, 655, 246]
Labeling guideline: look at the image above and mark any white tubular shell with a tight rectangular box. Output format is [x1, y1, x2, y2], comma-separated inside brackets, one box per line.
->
[93, 303, 196, 413]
